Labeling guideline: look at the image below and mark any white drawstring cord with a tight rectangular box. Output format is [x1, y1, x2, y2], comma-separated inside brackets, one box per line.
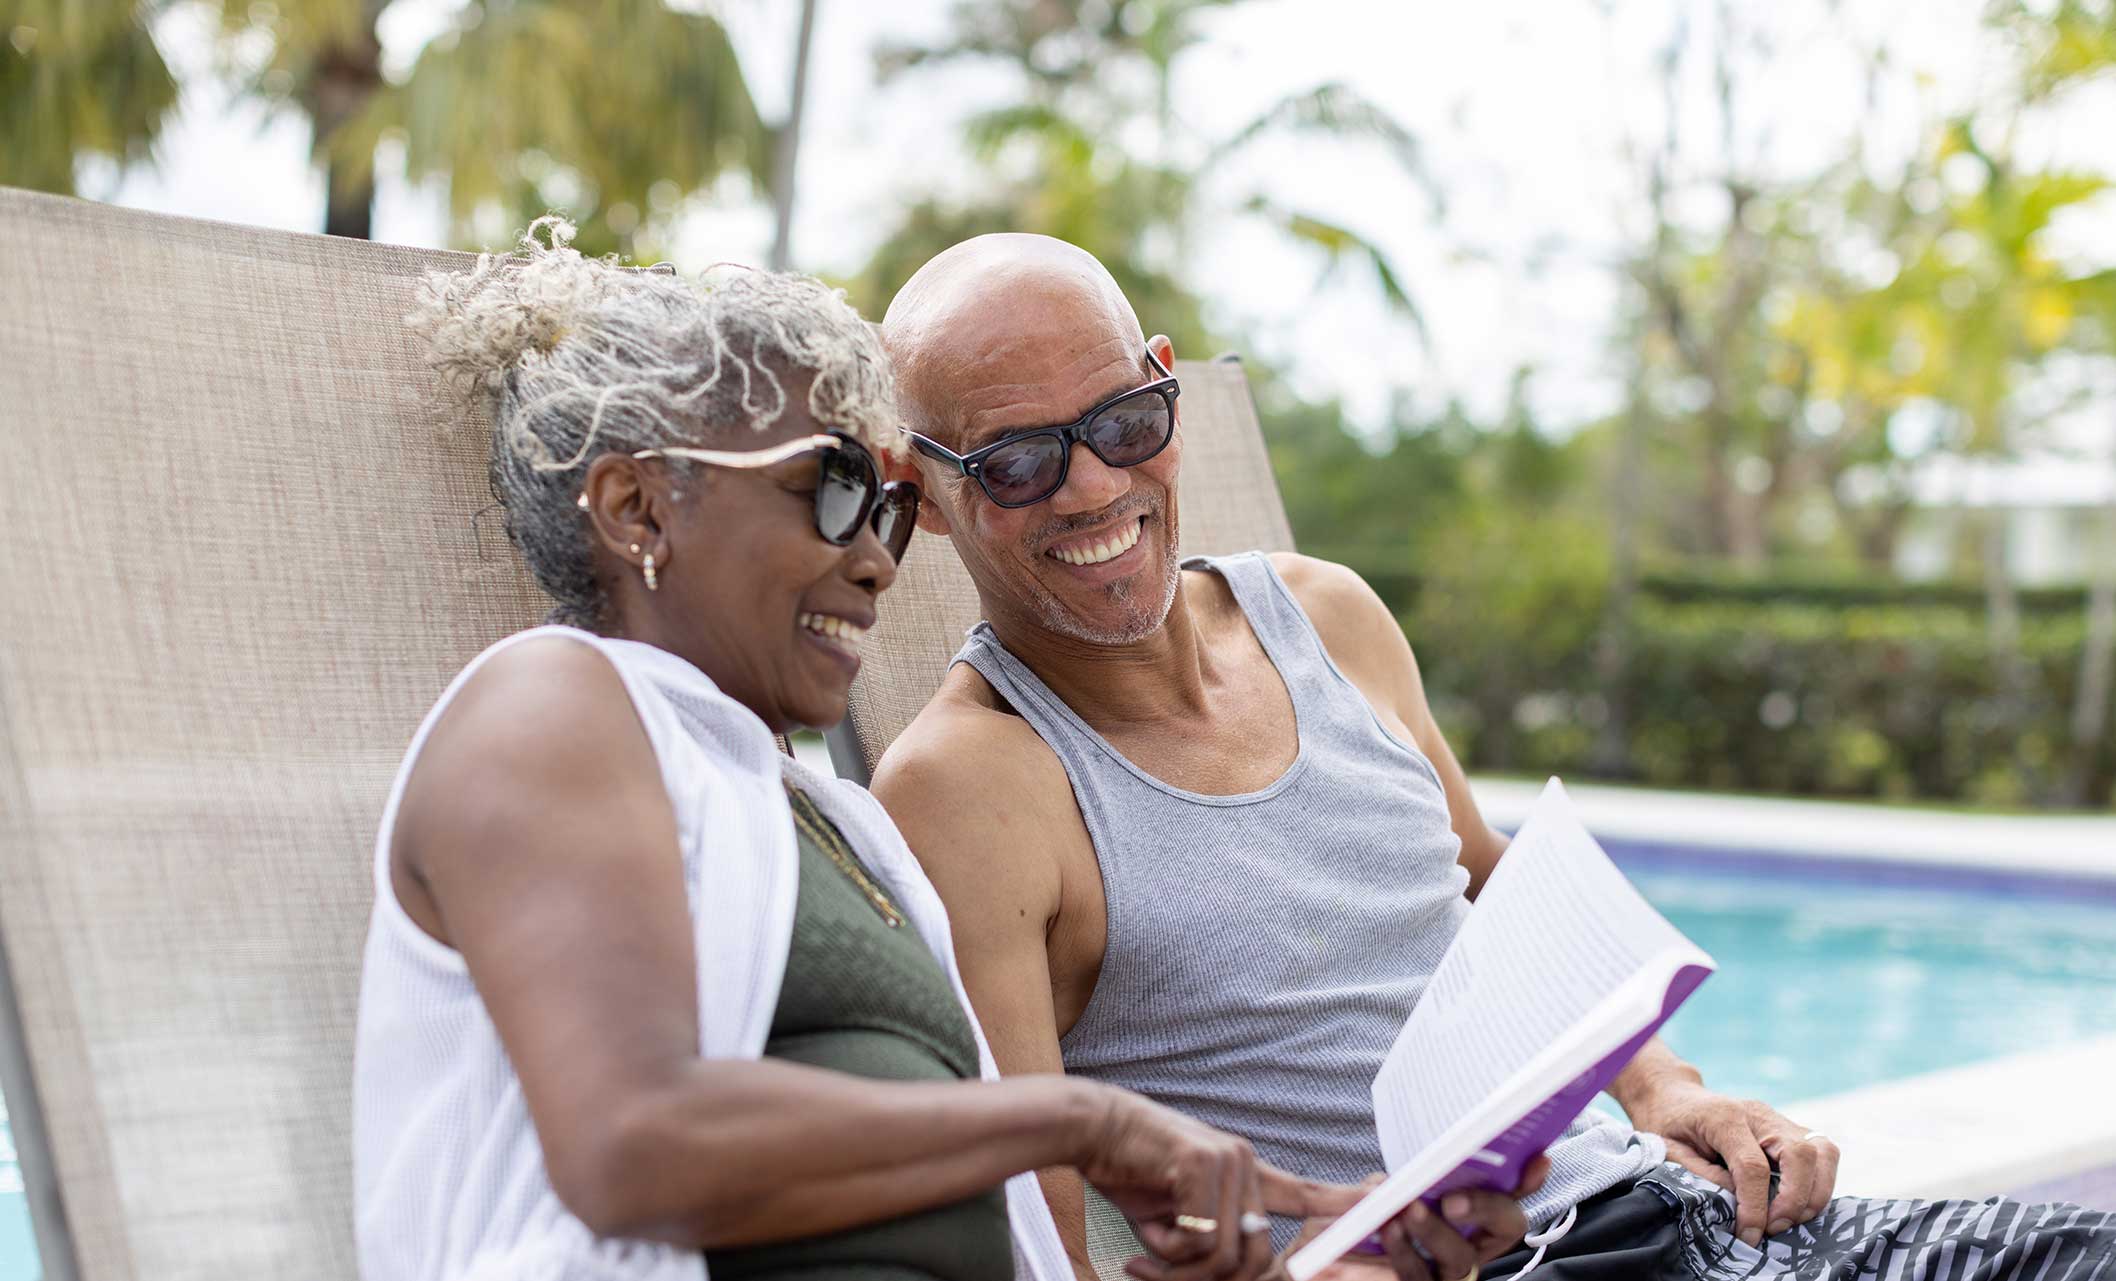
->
[1511, 1203, 1579, 1281]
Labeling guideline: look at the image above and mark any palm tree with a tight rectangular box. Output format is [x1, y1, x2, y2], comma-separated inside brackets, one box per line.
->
[0, 1, 178, 197]
[768, 0, 820, 271]
[214, 0, 386, 238]
[851, 0, 1437, 344]
[220, 0, 768, 251]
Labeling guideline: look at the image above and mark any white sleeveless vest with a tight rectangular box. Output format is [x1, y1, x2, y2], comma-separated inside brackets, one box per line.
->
[351, 625, 1071, 1281]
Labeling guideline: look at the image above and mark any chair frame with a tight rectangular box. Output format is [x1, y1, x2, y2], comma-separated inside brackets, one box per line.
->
[1, 933, 81, 1281]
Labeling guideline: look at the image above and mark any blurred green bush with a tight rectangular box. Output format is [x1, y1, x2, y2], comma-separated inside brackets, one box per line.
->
[1408, 562, 2113, 809]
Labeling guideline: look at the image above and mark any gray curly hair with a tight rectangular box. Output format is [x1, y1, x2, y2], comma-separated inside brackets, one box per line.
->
[409, 216, 902, 628]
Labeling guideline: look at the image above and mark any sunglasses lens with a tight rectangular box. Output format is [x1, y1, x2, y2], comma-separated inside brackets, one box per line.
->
[816, 445, 876, 544]
[980, 433, 1067, 506]
[1086, 390, 1173, 466]
[872, 483, 920, 563]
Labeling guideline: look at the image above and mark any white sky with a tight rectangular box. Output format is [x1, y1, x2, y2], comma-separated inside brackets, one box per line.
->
[87, 0, 2116, 442]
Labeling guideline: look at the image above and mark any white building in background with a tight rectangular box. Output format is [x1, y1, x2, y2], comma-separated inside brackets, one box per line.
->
[1886, 451, 2116, 586]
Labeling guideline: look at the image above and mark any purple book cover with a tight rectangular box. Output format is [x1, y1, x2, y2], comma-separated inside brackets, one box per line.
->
[1412, 961, 1712, 1205]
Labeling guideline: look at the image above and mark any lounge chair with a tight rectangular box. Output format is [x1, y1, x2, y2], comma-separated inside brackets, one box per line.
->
[0, 188, 556, 1281]
[0, 186, 1296, 1281]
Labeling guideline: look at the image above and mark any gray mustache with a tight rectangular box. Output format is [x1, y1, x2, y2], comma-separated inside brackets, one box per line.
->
[1031, 497, 1155, 546]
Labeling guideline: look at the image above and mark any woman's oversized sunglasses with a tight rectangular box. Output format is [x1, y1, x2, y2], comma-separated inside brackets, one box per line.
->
[902, 348, 1179, 509]
[581, 431, 920, 563]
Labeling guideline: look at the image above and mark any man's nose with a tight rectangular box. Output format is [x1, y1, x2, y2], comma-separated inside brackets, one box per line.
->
[1050, 440, 1130, 513]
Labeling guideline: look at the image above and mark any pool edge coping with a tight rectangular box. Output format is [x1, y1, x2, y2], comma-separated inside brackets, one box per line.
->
[1472, 776, 2116, 881]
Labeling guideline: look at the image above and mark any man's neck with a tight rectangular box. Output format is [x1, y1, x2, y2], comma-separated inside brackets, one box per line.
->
[979, 571, 1219, 730]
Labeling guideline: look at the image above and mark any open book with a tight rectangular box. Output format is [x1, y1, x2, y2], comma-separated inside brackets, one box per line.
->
[1286, 778, 1715, 1280]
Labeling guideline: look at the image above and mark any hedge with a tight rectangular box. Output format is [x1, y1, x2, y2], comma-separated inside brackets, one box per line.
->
[1392, 543, 2113, 808]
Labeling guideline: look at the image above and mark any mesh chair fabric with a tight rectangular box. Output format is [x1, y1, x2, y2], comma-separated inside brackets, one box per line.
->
[0, 189, 549, 1280]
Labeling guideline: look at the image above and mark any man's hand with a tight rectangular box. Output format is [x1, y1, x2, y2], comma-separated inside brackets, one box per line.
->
[1625, 1079, 1840, 1245]
[1280, 1156, 1550, 1281]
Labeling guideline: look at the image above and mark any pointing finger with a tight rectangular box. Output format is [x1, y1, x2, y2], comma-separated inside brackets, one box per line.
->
[1260, 1164, 1365, 1220]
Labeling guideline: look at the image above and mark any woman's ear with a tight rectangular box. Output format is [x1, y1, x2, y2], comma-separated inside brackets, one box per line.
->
[580, 453, 667, 566]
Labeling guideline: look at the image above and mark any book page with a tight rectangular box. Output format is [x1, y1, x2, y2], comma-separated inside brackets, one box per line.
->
[1372, 777, 1699, 1169]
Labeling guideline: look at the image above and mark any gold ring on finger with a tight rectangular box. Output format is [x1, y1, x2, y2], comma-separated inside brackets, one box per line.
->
[1174, 1214, 1218, 1234]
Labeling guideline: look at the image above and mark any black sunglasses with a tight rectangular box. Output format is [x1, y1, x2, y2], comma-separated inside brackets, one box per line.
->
[608, 431, 921, 562]
[903, 348, 1180, 508]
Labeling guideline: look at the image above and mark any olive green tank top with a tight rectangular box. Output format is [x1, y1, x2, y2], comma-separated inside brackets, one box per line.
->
[703, 787, 1012, 1281]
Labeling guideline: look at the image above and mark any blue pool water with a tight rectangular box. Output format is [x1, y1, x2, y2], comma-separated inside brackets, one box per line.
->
[2, 857, 2112, 1278]
[1615, 851, 2116, 1104]
[2, 1093, 31, 1281]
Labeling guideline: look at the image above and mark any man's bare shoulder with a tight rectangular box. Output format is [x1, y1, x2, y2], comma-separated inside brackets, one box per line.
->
[1266, 551, 1405, 658]
[870, 665, 1080, 879]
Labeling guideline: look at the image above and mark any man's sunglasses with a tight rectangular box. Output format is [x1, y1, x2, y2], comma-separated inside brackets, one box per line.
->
[584, 431, 920, 563]
[902, 348, 1180, 509]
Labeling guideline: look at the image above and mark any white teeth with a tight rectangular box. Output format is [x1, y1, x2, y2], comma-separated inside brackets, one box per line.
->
[798, 612, 868, 650]
[1051, 517, 1143, 566]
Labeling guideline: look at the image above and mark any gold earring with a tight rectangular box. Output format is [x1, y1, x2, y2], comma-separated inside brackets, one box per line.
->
[643, 552, 658, 592]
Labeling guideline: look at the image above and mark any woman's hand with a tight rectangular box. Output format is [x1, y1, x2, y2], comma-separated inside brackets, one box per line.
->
[1071, 1085, 1360, 1281]
[1284, 1156, 1551, 1281]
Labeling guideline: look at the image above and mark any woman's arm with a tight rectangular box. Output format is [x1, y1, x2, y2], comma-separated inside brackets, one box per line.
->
[392, 636, 1326, 1256]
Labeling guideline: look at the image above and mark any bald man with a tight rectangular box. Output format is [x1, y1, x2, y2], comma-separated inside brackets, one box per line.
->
[871, 234, 2116, 1281]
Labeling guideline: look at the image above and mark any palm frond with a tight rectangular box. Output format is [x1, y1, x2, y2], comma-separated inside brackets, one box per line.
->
[1245, 194, 1431, 350]
[1215, 81, 1444, 218]
[0, 0, 178, 195]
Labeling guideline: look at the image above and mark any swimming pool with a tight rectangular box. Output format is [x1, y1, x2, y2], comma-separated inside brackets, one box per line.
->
[2, 850, 2112, 1278]
[1610, 845, 2116, 1104]
[2, 1093, 31, 1280]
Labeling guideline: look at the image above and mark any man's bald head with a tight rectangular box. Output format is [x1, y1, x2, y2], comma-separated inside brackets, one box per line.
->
[879, 234, 1185, 648]
[882, 233, 1144, 447]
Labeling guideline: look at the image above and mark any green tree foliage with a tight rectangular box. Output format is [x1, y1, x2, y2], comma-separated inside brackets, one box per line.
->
[0, 2, 177, 196]
[349, 0, 769, 257]
[9, 1, 769, 249]
[846, 0, 1434, 353]
[217, 0, 769, 252]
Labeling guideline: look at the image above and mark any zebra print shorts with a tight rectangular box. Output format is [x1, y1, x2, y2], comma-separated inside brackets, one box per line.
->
[1483, 1163, 2115, 1281]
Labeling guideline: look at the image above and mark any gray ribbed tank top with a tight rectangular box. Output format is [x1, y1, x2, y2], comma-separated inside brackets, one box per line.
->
[953, 553, 1663, 1242]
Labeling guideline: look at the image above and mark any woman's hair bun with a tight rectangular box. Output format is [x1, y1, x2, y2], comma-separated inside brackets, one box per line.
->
[408, 215, 610, 404]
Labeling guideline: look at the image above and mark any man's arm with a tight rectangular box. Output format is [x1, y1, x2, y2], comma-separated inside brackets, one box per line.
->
[872, 701, 1103, 1281]
[1275, 552, 1841, 1243]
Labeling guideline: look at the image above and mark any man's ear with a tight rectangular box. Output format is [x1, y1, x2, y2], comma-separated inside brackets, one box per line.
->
[888, 450, 954, 536]
[1149, 333, 1180, 434]
[914, 479, 955, 536]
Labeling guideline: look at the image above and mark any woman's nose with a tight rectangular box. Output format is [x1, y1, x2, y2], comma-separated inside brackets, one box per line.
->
[847, 524, 897, 595]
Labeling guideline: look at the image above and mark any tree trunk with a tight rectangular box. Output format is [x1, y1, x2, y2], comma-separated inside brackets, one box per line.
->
[1981, 508, 2038, 792]
[2064, 500, 2116, 807]
[323, 150, 373, 241]
[767, 0, 820, 272]
[308, 10, 384, 240]
[1592, 386, 1650, 777]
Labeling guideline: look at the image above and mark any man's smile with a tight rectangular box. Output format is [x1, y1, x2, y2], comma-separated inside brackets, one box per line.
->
[1045, 514, 1146, 567]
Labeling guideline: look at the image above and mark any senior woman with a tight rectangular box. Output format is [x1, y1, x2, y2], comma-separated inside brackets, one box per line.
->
[353, 222, 1536, 1281]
